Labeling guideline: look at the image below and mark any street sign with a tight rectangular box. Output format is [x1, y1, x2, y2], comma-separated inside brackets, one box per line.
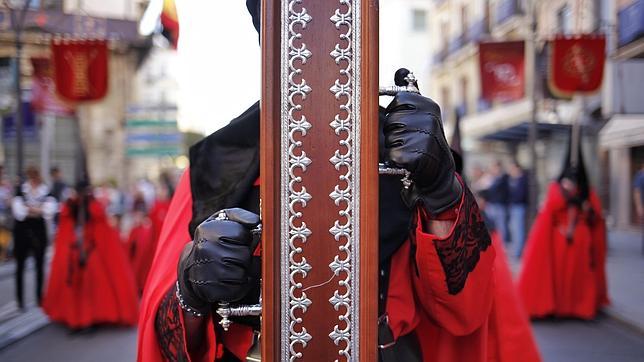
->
[125, 146, 182, 157]
[125, 111, 183, 158]
[126, 133, 182, 143]
[125, 119, 177, 128]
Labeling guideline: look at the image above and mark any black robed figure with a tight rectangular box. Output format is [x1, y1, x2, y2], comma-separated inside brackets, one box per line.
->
[138, 2, 496, 361]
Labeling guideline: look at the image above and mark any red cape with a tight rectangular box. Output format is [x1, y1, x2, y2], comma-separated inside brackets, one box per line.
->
[517, 182, 608, 319]
[43, 199, 139, 328]
[138, 171, 499, 362]
[138, 171, 254, 361]
[488, 233, 541, 362]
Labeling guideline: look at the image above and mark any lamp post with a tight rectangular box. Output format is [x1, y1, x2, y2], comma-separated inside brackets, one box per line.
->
[6, 0, 34, 182]
[525, 0, 540, 223]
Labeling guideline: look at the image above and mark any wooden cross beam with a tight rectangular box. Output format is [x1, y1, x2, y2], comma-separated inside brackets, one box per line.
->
[260, 0, 379, 360]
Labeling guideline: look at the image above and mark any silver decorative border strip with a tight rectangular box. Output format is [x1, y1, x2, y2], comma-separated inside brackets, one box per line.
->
[281, 1, 313, 361]
[328, 0, 361, 360]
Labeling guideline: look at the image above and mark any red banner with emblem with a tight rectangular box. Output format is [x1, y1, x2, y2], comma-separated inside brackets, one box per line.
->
[479, 41, 525, 102]
[51, 39, 109, 102]
[549, 34, 606, 97]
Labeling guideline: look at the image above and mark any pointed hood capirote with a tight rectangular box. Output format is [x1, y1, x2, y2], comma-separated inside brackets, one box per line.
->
[557, 126, 589, 203]
[246, 0, 261, 35]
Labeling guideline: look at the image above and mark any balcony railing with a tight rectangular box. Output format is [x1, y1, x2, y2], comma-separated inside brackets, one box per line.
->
[449, 36, 464, 54]
[618, 0, 644, 47]
[433, 47, 449, 64]
[468, 19, 490, 43]
[495, 0, 521, 25]
[477, 98, 492, 113]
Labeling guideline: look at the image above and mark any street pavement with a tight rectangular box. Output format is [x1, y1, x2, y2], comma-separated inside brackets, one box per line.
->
[533, 315, 644, 362]
[0, 323, 136, 362]
[0, 312, 642, 361]
[604, 229, 644, 333]
[0, 230, 642, 361]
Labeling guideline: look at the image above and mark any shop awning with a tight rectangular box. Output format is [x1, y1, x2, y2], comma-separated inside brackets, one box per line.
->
[480, 121, 571, 142]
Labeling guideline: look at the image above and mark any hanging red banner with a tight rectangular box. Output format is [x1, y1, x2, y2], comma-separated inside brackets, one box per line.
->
[479, 41, 525, 102]
[51, 39, 109, 102]
[549, 34, 606, 96]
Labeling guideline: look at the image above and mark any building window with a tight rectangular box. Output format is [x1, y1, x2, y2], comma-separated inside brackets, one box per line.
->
[441, 86, 451, 119]
[42, 0, 63, 11]
[460, 77, 469, 115]
[412, 9, 427, 32]
[461, 4, 469, 39]
[557, 4, 572, 35]
[441, 20, 449, 51]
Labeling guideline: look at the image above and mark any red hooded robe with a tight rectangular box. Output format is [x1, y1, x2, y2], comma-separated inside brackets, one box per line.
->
[517, 182, 608, 319]
[137, 171, 498, 362]
[487, 232, 541, 362]
[43, 199, 139, 328]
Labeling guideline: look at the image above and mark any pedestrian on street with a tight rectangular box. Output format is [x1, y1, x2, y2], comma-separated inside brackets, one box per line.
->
[0, 165, 13, 262]
[11, 166, 57, 308]
[485, 160, 510, 244]
[49, 166, 69, 203]
[518, 132, 609, 320]
[508, 160, 529, 258]
[632, 162, 644, 254]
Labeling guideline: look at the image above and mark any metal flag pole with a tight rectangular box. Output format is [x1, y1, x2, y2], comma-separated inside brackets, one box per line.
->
[7, 0, 34, 182]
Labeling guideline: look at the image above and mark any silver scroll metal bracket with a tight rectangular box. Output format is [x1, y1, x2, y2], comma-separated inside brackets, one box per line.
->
[216, 299, 262, 332]
[378, 72, 420, 96]
[378, 163, 412, 189]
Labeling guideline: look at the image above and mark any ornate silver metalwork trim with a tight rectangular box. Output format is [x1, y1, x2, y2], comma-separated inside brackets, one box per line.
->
[281, 1, 313, 361]
[328, 0, 361, 360]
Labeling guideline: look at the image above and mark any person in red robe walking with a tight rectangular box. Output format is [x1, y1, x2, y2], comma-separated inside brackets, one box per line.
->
[517, 133, 608, 320]
[42, 184, 139, 329]
[126, 194, 154, 294]
[128, 185, 172, 293]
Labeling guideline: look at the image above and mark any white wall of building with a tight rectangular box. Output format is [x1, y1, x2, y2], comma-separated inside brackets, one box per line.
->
[379, 0, 433, 99]
[64, 0, 143, 20]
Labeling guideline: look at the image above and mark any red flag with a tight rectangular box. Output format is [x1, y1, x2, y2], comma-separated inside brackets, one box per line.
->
[51, 39, 109, 102]
[479, 41, 525, 102]
[161, 0, 179, 49]
[549, 34, 606, 96]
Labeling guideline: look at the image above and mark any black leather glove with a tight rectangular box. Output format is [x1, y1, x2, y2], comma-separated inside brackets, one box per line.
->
[177, 208, 261, 315]
[383, 69, 462, 215]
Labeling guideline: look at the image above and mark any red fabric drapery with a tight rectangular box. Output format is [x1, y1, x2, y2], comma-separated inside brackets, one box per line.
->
[549, 35, 606, 96]
[51, 39, 109, 102]
[479, 41, 525, 102]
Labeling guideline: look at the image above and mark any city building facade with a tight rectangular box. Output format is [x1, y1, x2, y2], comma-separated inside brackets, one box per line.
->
[0, 0, 161, 187]
[427, 0, 604, 203]
[599, 0, 644, 229]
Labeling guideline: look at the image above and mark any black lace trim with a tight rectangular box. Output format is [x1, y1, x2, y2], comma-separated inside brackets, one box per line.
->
[425, 187, 491, 295]
[155, 286, 189, 361]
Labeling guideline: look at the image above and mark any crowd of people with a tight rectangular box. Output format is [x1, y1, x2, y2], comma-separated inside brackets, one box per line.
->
[468, 139, 608, 325]
[470, 159, 530, 258]
[0, 164, 176, 330]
